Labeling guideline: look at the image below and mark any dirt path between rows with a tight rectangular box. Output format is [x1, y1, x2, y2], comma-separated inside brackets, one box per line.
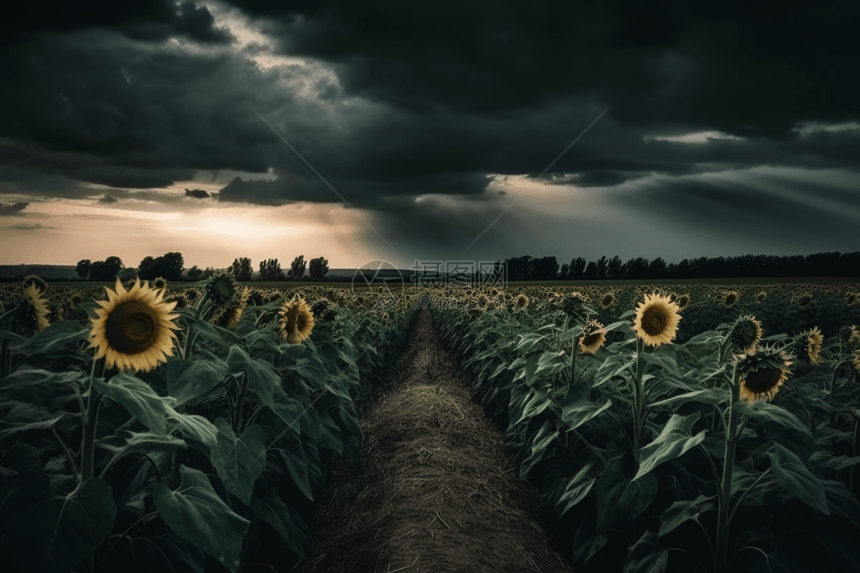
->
[296, 307, 574, 573]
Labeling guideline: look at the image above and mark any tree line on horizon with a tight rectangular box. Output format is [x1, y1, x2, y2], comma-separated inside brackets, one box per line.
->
[492, 251, 860, 281]
[70, 253, 330, 282]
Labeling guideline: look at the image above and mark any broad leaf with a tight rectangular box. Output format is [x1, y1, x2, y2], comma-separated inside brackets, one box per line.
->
[212, 419, 267, 506]
[635, 412, 707, 480]
[166, 350, 229, 406]
[93, 372, 170, 435]
[596, 459, 659, 531]
[658, 494, 715, 537]
[153, 465, 251, 573]
[767, 443, 829, 515]
[736, 401, 812, 437]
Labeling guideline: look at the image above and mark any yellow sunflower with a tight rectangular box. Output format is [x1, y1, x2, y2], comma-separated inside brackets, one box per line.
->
[515, 294, 529, 310]
[87, 278, 181, 373]
[632, 293, 681, 348]
[721, 291, 740, 309]
[755, 291, 768, 303]
[600, 292, 617, 309]
[278, 295, 315, 344]
[793, 326, 824, 364]
[735, 347, 793, 404]
[13, 284, 51, 335]
[579, 319, 607, 355]
[676, 294, 691, 311]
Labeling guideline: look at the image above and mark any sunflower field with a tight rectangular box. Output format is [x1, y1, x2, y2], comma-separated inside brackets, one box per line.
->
[0, 274, 420, 572]
[433, 282, 860, 573]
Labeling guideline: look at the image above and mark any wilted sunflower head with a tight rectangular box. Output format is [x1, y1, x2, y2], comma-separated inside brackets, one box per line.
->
[205, 272, 239, 308]
[87, 278, 181, 373]
[561, 292, 588, 318]
[600, 292, 617, 309]
[311, 297, 336, 323]
[515, 294, 529, 310]
[278, 295, 315, 344]
[9, 284, 51, 335]
[728, 315, 764, 355]
[792, 326, 824, 364]
[633, 293, 681, 348]
[211, 287, 250, 329]
[734, 345, 793, 404]
[22, 274, 49, 294]
[579, 319, 607, 355]
[152, 277, 168, 291]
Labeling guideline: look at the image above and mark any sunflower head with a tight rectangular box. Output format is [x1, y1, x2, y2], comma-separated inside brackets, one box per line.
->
[579, 319, 607, 355]
[721, 291, 739, 309]
[734, 345, 793, 404]
[152, 277, 168, 291]
[791, 326, 824, 364]
[676, 294, 691, 311]
[71, 292, 83, 305]
[795, 293, 813, 308]
[632, 293, 681, 348]
[205, 272, 239, 308]
[210, 287, 250, 329]
[600, 292, 617, 310]
[22, 274, 49, 294]
[845, 292, 858, 307]
[755, 291, 768, 303]
[561, 292, 588, 318]
[87, 278, 181, 373]
[477, 295, 490, 311]
[515, 294, 529, 310]
[837, 324, 859, 347]
[311, 297, 336, 323]
[728, 315, 764, 355]
[278, 295, 315, 344]
[8, 284, 51, 336]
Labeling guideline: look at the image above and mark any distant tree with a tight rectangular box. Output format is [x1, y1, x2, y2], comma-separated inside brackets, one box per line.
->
[596, 256, 608, 280]
[583, 261, 598, 279]
[89, 257, 123, 281]
[290, 256, 307, 280]
[259, 258, 284, 281]
[202, 267, 216, 280]
[568, 257, 587, 279]
[606, 256, 623, 279]
[186, 265, 203, 280]
[559, 263, 570, 280]
[231, 257, 253, 281]
[308, 257, 329, 280]
[76, 259, 92, 279]
[532, 256, 559, 280]
[139, 253, 184, 281]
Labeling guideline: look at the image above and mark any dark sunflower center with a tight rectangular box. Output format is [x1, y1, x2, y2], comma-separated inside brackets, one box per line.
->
[602, 295, 613, 306]
[743, 368, 782, 393]
[105, 301, 159, 354]
[725, 295, 737, 305]
[582, 333, 600, 346]
[642, 307, 667, 336]
[297, 314, 306, 331]
[679, 296, 689, 306]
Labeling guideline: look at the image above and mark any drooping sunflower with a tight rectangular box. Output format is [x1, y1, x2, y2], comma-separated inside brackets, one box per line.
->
[579, 319, 607, 355]
[278, 295, 315, 344]
[561, 292, 589, 318]
[22, 274, 49, 294]
[211, 287, 250, 329]
[10, 284, 51, 335]
[728, 315, 764, 355]
[734, 345, 794, 404]
[792, 326, 824, 365]
[311, 297, 336, 323]
[632, 293, 681, 348]
[205, 272, 239, 308]
[87, 278, 181, 373]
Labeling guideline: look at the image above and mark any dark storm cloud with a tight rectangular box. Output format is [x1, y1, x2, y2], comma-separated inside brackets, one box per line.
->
[185, 188, 210, 198]
[0, 0, 232, 47]
[0, 0, 857, 232]
[0, 201, 29, 216]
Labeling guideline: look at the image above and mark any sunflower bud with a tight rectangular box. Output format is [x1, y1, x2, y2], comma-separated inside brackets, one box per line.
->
[727, 315, 764, 355]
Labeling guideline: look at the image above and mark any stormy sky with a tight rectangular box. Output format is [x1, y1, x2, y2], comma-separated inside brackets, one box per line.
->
[1, 0, 858, 270]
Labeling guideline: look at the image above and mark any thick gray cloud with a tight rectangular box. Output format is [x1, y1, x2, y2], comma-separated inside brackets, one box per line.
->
[0, 0, 858, 262]
[0, 202, 29, 216]
[185, 188, 210, 198]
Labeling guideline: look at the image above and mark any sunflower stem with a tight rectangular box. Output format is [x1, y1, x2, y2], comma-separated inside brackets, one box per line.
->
[631, 337, 646, 470]
[51, 425, 80, 484]
[81, 357, 106, 483]
[234, 375, 248, 435]
[715, 361, 739, 573]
